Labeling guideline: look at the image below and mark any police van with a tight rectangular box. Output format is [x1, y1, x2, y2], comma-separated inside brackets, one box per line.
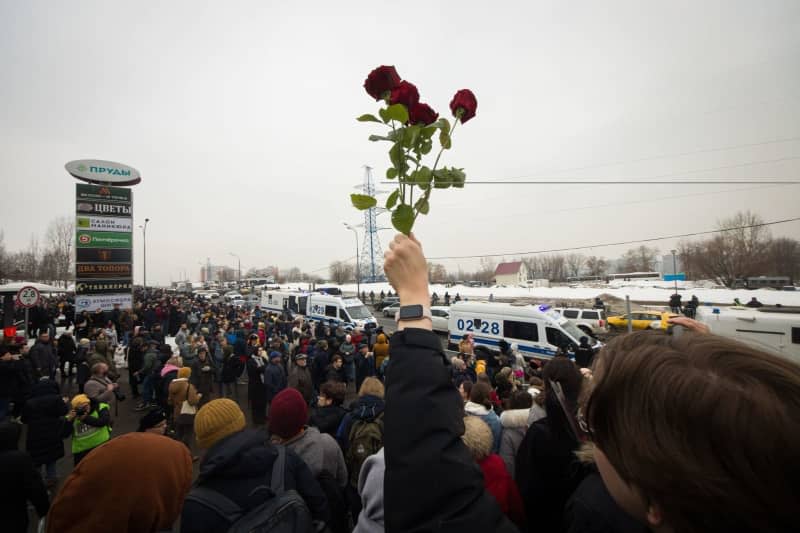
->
[695, 305, 800, 364]
[448, 301, 600, 360]
[260, 290, 377, 330]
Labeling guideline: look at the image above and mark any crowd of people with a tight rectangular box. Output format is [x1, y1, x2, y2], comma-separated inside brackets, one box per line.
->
[1, 233, 799, 532]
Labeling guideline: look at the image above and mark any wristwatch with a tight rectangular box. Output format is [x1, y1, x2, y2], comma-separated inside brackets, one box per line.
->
[395, 304, 433, 323]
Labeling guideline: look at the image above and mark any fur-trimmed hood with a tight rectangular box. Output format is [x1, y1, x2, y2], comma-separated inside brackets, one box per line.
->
[500, 408, 530, 430]
[464, 401, 491, 416]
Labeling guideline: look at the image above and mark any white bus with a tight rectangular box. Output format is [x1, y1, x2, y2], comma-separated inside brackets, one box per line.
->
[695, 305, 800, 364]
[448, 301, 601, 360]
[260, 290, 377, 329]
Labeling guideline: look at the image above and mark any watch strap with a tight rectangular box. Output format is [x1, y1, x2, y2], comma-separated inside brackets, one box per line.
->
[395, 305, 433, 323]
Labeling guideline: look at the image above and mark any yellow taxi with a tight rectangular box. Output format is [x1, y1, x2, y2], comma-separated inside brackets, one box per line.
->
[607, 311, 677, 331]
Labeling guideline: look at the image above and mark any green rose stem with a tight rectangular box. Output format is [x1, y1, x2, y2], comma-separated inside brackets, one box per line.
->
[411, 116, 460, 228]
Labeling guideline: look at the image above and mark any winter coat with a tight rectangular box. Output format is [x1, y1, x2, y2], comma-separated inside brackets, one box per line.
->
[354, 448, 385, 533]
[515, 397, 590, 533]
[288, 365, 314, 405]
[264, 362, 286, 403]
[28, 340, 57, 380]
[564, 470, 648, 533]
[336, 394, 385, 453]
[355, 351, 377, 390]
[310, 404, 349, 438]
[464, 401, 502, 454]
[325, 364, 346, 384]
[0, 357, 29, 400]
[181, 429, 329, 533]
[280, 426, 348, 488]
[339, 342, 355, 363]
[384, 328, 518, 532]
[21, 380, 68, 465]
[310, 348, 330, 388]
[480, 454, 526, 527]
[246, 354, 267, 407]
[372, 334, 389, 368]
[167, 378, 201, 423]
[220, 346, 241, 384]
[499, 408, 530, 479]
[0, 422, 50, 533]
[84, 375, 115, 404]
[57, 334, 76, 363]
[190, 356, 216, 399]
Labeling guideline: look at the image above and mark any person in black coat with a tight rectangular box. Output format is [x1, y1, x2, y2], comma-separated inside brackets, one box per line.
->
[354, 343, 376, 392]
[57, 331, 76, 379]
[310, 341, 330, 390]
[515, 358, 590, 533]
[309, 381, 348, 437]
[574, 336, 595, 369]
[0, 421, 49, 533]
[324, 354, 346, 384]
[382, 232, 518, 532]
[21, 379, 68, 486]
[1, 346, 30, 420]
[246, 349, 268, 425]
[563, 469, 648, 533]
[181, 401, 329, 533]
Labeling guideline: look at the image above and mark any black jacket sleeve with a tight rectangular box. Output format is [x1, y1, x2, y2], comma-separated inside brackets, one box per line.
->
[22, 452, 50, 517]
[285, 447, 330, 523]
[384, 328, 518, 533]
[81, 406, 110, 427]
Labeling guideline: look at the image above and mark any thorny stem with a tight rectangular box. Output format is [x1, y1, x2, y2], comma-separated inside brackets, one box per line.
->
[412, 119, 460, 225]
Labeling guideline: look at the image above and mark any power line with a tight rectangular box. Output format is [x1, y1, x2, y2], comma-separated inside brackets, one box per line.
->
[426, 217, 800, 260]
[380, 155, 800, 185]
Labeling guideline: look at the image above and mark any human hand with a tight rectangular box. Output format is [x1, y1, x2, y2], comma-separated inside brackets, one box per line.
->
[0, 353, 12, 362]
[66, 410, 77, 421]
[383, 233, 429, 307]
[668, 316, 710, 335]
[106, 383, 115, 391]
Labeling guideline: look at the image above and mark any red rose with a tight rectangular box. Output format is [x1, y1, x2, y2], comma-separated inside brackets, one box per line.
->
[449, 89, 478, 123]
[364, 65, 401, 101]
[408, 103, 439, 125]
[389, 80, 419, 109]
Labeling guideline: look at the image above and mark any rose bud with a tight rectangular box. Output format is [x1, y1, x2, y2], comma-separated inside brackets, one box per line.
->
[449, 89, 478, 123]
[364, 65, 401, 101]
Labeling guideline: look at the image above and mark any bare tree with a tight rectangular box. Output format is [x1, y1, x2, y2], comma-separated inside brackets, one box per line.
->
[427, 262, 447, 283]
[46, 216, 75, 288]
[565, 253, 585, 278]
[285, 267, 302, 282]
[767, 237, 800, 281]
[475, 257, 497, 284]
[584, 256, 608, 277]
[329, 260, 355, 285]
[620, 245, 659, 272]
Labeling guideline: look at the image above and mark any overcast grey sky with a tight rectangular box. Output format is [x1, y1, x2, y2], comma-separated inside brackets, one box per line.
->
[1, 0, 799, 284]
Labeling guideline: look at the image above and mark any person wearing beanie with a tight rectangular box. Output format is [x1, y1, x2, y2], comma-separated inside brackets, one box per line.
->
[46, 433, 192, 533]
[270, 389, 348, 486]
[0, 420, 49, 533]
[61, 394, 111, 466]
[287, 352, 313, 405]
[264, 351, 287, 414]
[137, 408, 168, 435]
[461, 416, 526, 528]
[183, 399, 330, 533]
[168, 367, 201, 454]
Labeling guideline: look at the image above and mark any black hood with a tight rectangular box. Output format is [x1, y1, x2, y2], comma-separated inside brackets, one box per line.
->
[350, 394, 385, 421]
[198, 429, 276, 482]
[30, 379, 61, 398]
[0, 421, 21, 451]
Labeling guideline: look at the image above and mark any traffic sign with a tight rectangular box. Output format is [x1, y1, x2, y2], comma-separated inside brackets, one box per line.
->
[16, 286, 40, 308]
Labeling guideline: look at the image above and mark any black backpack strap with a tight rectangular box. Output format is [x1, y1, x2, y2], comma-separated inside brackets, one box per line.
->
[185, 486, 244, 524]
[270, 444, 286, 495]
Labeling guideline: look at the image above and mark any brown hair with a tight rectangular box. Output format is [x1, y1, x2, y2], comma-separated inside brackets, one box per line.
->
[509, 390, 533, 410]
[469, 382, 493, 410]
[358, 377, 384, 399]
[586, 331, 800, 532]
[319, 381, 346, 405]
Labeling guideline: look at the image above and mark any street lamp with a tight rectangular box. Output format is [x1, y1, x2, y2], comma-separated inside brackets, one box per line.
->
[343, 223, 360, 297]
[671, 249, 678, 295]
[229, 252, 241, 285]
[139, 218, 150, 301]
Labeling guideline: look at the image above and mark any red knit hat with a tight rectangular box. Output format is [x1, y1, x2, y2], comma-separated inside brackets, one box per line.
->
[269, 388, 308, 439]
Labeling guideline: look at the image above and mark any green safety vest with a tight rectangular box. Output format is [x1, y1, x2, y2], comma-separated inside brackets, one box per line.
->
[72, 403, 111, 454]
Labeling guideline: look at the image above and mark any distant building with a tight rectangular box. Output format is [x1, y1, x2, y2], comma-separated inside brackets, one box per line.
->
[200, 265, 236, 283]
[494, 261, 529, 285]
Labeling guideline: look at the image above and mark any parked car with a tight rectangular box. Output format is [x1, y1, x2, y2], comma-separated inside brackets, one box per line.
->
[382, 303, 401, 318]
[553, 308, 607, 336]
[607, 311, 676, 331]
[430, 306, 450, 333]
[375, 297, 400, 311]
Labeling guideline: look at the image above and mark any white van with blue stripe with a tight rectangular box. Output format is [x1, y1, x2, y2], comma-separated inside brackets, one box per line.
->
[261, 290, 377, 330]
[447, 301, 600, 360]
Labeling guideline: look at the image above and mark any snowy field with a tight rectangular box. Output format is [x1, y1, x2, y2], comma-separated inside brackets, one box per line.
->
[285, 279, 800, 307]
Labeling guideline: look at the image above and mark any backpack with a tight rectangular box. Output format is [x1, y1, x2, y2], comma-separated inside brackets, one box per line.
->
[345, 414, 384, 489]
[185, 445, 319, 533]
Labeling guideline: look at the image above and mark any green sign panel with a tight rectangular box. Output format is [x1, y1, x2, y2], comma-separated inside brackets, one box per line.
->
[76, 231, 132, 249]
[76, 183, 131, 203]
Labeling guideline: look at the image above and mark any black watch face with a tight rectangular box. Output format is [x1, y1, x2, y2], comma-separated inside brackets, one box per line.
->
[399, 304, 423, 320]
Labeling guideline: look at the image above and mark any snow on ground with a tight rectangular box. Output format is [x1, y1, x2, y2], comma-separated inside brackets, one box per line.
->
[286, 281, 800, 307]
